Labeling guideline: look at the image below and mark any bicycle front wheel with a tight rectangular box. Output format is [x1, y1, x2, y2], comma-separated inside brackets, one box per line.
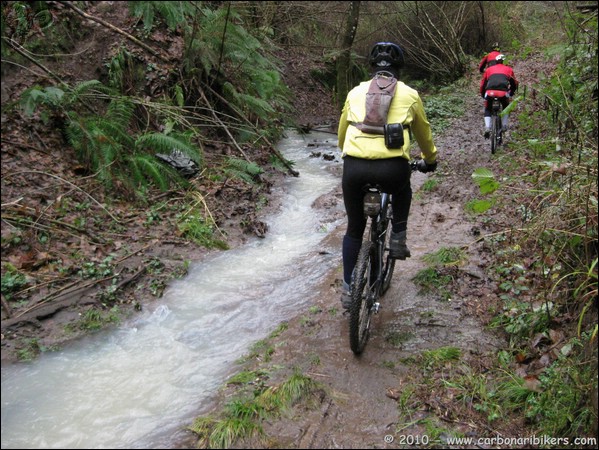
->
[349, 241, 376, 355]
[380, 215, 395, 294]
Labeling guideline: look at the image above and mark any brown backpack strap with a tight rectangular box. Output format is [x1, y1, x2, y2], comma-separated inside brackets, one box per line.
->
[363, 76, 397, 126]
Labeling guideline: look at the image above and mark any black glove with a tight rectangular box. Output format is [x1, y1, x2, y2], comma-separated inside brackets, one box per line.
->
[416, 159, 437, 173]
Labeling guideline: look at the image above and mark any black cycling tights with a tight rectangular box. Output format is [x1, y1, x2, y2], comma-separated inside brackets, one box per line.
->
[341, 155, 412, 285]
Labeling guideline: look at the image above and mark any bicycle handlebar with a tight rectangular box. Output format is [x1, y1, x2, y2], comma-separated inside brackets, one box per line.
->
[410, 159, 431, 173]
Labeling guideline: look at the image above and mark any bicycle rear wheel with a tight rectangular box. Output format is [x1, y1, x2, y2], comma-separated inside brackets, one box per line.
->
[491, 112, 498, 154]
[496, 113, 503, 146]
[349, 240, 376, 355]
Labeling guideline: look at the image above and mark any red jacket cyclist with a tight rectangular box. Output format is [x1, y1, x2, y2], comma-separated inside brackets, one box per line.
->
[479, 54, 518, 137]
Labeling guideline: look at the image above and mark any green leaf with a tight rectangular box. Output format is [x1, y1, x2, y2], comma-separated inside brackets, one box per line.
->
[20, 87, 46, 116]
[472, 168, 500, 195]
[43, 86, 65, 105]
[467, 199, 495, 214]
[174, 85, 184, 107]
[501, 94, 522, 116]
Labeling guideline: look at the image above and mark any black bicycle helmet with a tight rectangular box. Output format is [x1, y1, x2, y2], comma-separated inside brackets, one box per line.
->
[492, 42, 501, 52]
[369, 42, 404, 69]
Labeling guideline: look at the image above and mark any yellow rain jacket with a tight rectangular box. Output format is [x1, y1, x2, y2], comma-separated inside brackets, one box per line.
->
[338, 77, 437, 164]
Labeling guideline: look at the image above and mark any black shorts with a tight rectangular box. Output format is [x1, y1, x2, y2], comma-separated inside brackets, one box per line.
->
[342, 155, 412, 239]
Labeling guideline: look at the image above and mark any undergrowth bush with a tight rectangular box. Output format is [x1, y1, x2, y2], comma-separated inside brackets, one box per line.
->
[485, 5, 598, 440]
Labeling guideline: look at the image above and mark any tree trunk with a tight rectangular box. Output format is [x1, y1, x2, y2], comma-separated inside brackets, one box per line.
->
[478, 1, 487, 49]
[336, 1, 361, 112]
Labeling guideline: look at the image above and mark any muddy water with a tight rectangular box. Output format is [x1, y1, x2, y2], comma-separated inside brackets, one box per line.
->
[0, 131, 344, 449]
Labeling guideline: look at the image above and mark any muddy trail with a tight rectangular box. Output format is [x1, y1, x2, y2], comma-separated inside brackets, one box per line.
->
[178, 57, 547, 449]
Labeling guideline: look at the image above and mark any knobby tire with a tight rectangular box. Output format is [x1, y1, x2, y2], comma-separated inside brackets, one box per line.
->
[380, 209, 395, 294]
[496, 113, 503, 147]
[491, 112, 498, 155]
[349, 240, 375, 355]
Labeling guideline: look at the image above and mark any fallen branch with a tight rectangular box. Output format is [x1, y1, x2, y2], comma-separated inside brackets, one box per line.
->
[113, 266, 147, 291]
[19, 271, 123, 318]
[114, 241, 156, 265]
[2, 262, 152, 330]
[1, 37, 66, 85]
[1, 296, 92, 331]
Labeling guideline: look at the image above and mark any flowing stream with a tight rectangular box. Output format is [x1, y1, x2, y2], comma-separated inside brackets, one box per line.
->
[1, 131, 342, 449]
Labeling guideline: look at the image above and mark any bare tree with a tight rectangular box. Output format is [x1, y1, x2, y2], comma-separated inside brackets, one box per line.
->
[384, 1, 475, 80]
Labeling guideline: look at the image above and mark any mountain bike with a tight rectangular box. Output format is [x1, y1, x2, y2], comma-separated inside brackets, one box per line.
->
[487, 91, 507, 154]
[348, 160, 422, 355]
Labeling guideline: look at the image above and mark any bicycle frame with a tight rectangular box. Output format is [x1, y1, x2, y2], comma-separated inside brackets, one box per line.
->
[371, 192, 394, 297]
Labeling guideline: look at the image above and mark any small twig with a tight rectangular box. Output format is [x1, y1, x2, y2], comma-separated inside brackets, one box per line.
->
[32, 129, 50, 152]
[0, 197, 24, 208]
[114, 241, 156, 264]
[305, 372, 332, 378]
[308, 127, 337, 135]
[1, 138, 51, 155]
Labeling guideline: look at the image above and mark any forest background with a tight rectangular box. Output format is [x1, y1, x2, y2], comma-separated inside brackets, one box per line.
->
[1, 1, 597, 448]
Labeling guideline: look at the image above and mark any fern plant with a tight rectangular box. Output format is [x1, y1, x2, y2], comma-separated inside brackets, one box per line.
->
[66, 105, 201, 197]
[127, 3, 293, 142]
[179, 4, 293, 139]
[223, 157, 263, 185]
[21, 79, 202, 200]
[128, 1, 197, 32]
[19, 80, 112, 119]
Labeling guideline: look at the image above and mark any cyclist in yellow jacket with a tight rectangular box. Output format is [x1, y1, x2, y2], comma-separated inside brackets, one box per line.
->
[337, 42, 438, 309]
